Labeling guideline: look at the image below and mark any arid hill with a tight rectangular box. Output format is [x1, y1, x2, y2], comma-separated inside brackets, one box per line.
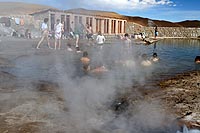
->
[124, 16, 200, 27]
[176, 20, 200, 28]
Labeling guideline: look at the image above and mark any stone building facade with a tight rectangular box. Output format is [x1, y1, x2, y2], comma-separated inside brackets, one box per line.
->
[30, 9, 126, 35]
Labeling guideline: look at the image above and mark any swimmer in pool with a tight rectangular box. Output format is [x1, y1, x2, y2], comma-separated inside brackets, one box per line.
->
[150, 52, 159, 62]
[80, 51, 108, 74]
[141, 54, 152, 66]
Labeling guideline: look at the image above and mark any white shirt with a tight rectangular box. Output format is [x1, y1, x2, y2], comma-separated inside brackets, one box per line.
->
[55, 23, 63, 33]
[96, 35, 105, 44]
[41, 22, 48, 31]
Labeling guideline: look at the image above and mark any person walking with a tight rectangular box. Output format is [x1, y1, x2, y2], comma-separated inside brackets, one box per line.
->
[154, 26, 158, 39]
[36, 18, 52, 49]
[54, 19, 64, 50]
[74, 22, 84, 53]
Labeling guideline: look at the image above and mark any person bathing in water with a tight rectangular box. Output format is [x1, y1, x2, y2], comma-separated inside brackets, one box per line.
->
[80, 51, 91, 72]
[80, 51, 108, 74]
[150, 52, 160, 62]
[195, 56, 200, 64]
[141, 54, 152, 66]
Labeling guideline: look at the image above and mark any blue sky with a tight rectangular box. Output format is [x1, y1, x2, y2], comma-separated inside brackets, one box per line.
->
[1, 0, 200, 22]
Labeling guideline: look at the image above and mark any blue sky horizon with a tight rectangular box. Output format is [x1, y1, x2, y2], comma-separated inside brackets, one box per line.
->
[0, 0, 200, 22]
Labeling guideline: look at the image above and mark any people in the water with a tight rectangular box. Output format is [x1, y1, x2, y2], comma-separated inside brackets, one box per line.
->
[80, 51, 91, 72]
[150, 52, 160, 62]
[80, 51, 108, 74]
[195, 56, 200, 64]
[141, 54, 152, 66]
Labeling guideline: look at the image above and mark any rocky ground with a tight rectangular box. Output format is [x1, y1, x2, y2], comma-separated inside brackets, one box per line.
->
[146, 71, 200, 129]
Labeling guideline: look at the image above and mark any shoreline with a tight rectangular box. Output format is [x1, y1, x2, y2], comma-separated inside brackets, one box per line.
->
[147, 70, 200, 129]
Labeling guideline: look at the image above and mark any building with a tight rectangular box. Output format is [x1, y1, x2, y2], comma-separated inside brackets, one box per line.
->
[30, 8, 127, 35]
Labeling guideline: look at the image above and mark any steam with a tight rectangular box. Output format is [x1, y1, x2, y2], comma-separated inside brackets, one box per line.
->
[49, 40, 177, 133]
[1, 37, 178, 133]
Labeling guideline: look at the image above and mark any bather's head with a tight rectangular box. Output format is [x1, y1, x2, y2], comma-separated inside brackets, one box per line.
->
[83, 51, 88, 57]
[153, 53, 158, 57]
[195, 56, 200, 63]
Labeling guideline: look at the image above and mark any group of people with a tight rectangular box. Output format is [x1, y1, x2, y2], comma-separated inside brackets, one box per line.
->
[36, 18, 106, 51]
[140, 52, 159, 66]
[36, 18, 64, 49]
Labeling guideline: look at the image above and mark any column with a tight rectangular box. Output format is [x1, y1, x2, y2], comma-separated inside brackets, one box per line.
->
[101, 19, 104, 34]
[92, 17, 96, 33]
[121, 20, 125, 34]
[108, 19, 112, 34]
[115, 20, 118, 34]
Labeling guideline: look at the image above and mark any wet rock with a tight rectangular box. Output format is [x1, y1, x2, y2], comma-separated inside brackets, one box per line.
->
[0, 57, 14, 68]
[0, 71, 17, 90]
[35, 80, 59, 93]
[151, 71, 200, 129]
[111, 96, 129, 114]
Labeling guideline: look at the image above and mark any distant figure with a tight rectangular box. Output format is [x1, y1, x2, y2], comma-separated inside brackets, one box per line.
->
[74, 23, 84, 53]
[36, 18, 52, 49]
[195, 56, 200, 64]
[123, 33, 131, 49]
[96, 31, 105, 49]
[80, 51, 108, 74]
[141, 54, 152, 66]
[54, 19, 64, 50]
[150, 52, 159, 62]
[25, 29, 31, 39]
[80, 51, 91, 72]
[85, 23, 93, 40]
[116, 34, 123, 39]
[61, 21, 66, 39]
[154, 26, 158, 39]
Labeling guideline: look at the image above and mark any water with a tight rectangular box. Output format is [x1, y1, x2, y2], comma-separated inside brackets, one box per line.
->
[8, 39, 200, 83]
[131, 39, 200, 84]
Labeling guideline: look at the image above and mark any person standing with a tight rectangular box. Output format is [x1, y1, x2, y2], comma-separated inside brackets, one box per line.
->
[54, 19, 64, 50]
[74, 22, 84, 53]
[123, 33, 131, 49]
[86, 23, 93, 40]
[154, 26, 158, 39]
[96, 31, 105, 49]
[36, 18, 52, 49]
